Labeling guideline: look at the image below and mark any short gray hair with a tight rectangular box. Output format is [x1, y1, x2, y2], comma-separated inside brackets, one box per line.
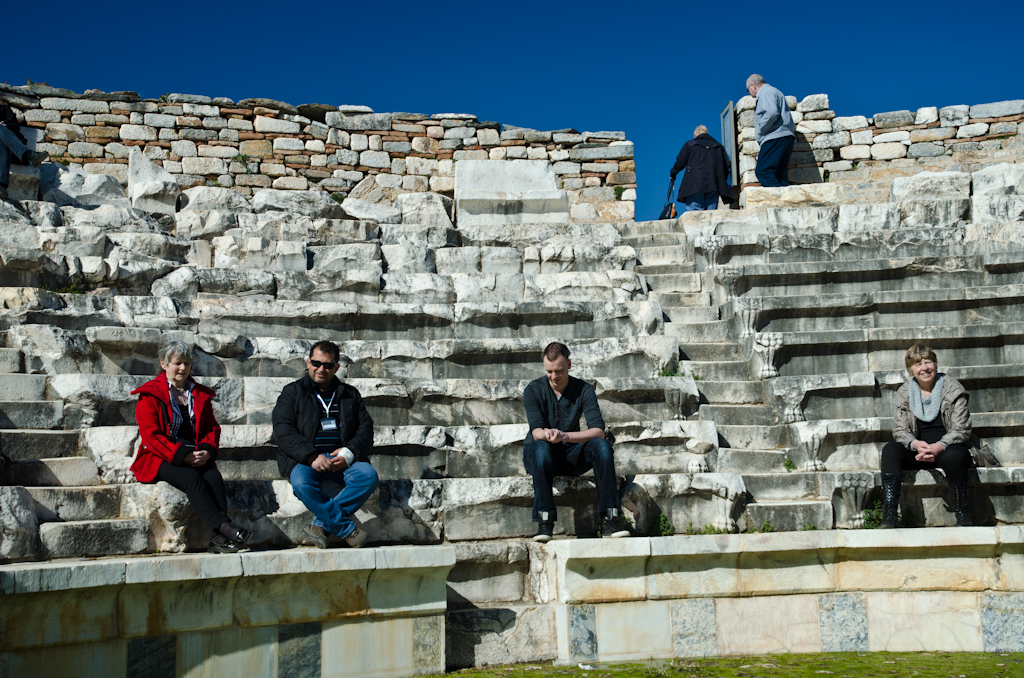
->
[694, 125, 708, 137]
[158, 338, 194, 365]
[746, 73, 765, 89]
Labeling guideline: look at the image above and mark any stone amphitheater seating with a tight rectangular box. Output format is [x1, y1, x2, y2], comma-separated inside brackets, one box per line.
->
[2, 162, 1024, 571]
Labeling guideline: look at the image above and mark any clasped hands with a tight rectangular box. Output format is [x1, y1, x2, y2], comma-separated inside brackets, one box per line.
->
[912, 440, 945, 463]
[543, 428, 571, 444]
[183, 449, 211, 467]
[312, 449, 350, 473]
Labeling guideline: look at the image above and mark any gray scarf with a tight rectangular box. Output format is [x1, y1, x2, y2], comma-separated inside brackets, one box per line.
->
[909, 374, 944, 422]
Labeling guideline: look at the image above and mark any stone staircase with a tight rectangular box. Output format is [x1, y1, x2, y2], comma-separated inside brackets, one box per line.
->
[2, 160, 1024, 565]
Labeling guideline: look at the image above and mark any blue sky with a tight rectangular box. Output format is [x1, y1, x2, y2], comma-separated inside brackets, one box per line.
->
[5, 0, 1021, 221]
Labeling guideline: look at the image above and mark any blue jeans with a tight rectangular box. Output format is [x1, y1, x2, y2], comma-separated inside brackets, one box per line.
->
[289, 459, 379, 538]
[682, 191, 719, 212]
[755, 136, 795, 187]
[0, 124, 31, 188]
[523, 438, 619, 522]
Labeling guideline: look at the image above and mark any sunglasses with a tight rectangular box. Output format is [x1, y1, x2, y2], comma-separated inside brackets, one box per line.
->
[309, 359, 336, 370]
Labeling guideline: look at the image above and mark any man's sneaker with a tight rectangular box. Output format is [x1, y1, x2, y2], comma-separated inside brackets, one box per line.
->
[602, 512, 630, 539]
[303, 523, 329, 549]
[208, 535, 240, 554]
[0, 185, 8, 201]
[29, 151, 49, 168]
[343, 525, 369, 548]
[533, 521, 554, 543]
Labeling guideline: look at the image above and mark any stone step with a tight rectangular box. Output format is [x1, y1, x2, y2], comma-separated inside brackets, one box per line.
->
[664, 321, 730, 342]
[615, 219, 680, 239]
[744, 500, 833, 532]
[621, 232, 687, 248]
[681, 360, 749, 381]
[650, 291, 712, 307]
[6, 458, 101, 486]
[699, 404, 777, 427]
[678, 342, 741, 362]
[716, 424, 790, 450]
[697, 381, 764, 405]
[0, 374, 48, 401]
[635, 263, 696, 275]
[39, 518, 148, 559]
[28, 486, 122, 522]
[643, 272, 702, 294]
[663, 306, 719, 323]
[0, 348, 23, 373]
[742, 473, 819, 502]
[0, 430, 80, 460]
[636, 245, 688, 267]
[716, 448, 790, 473]
[0, 400, 63, 429]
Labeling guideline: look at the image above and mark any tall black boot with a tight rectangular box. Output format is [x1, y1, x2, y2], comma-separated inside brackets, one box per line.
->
[880, 473, 901, 529]
[951, 482, 972, 527]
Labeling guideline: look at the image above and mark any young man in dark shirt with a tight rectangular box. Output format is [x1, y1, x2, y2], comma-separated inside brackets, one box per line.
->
[522, 342, 629, 542]
[272, 340, 379, 548]
[0, 104, 48, 201]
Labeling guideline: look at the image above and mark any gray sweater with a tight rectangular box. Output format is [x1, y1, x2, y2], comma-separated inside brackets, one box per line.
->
[754, 84, 796, 145]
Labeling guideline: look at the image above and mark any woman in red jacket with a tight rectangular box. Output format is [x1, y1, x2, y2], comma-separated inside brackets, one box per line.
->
[131, 339, 250, 553]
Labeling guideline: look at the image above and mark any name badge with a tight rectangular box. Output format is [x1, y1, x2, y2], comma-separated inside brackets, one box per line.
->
[320, 418, 338, 431]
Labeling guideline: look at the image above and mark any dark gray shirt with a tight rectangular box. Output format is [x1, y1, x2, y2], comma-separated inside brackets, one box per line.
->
[523, 375, 605, 445]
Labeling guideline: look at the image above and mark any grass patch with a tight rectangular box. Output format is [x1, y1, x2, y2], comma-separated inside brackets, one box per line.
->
[442, 651, 1024, 677]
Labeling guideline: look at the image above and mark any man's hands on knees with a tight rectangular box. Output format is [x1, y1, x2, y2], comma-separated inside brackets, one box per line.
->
[545, 428, 569, 443]
[311, 448, 352, 472]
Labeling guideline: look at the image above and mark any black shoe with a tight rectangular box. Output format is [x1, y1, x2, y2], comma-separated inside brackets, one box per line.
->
[220, 522, 251, 544]
[880, 474, 901, 529]
[303, 523, 329, 549]
[951, 482, 972, 526]
[29, 151, 48, 168]
[533, 521, 553, 543]
[208, 535, 240, 554]
[0, 185, 8, 201]
[602, 510, 630, 538]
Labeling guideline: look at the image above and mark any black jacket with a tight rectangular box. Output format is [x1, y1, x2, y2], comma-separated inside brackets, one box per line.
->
[670, 134, 733, 204]
[0, 104, 28, 146]
[272, 374, 374, 477]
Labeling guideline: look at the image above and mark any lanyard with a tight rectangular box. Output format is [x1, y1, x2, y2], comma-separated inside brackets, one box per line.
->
[316, 390, 336, 417]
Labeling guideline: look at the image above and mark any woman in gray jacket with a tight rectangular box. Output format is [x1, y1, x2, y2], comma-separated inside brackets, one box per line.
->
[880, 344, 974, 528]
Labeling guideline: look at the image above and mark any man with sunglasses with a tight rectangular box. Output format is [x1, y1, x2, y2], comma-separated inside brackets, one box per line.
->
[273, 340, 378, 548]
[745, 73, 796, 188]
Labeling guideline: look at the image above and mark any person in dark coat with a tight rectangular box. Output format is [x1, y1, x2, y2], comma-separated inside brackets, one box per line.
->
[0, 104, 48, 201]
[669, 125, 734, 212]
[131, 339, 251, 553]
[272, 340, 378, 549]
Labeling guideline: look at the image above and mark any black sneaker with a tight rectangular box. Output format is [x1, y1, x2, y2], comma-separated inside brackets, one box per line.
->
[602, 512, 630, 539]
[29, 151, 49, 168]
[0, 185, 8, 201]
[533, 521, 554, 543]
[220, 523, 251, 544]
[208, 535, 240, 554]
[303, 523, 329, 549]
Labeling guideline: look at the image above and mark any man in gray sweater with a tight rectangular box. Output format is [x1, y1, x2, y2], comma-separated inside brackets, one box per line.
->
[746, 74, 796, 187]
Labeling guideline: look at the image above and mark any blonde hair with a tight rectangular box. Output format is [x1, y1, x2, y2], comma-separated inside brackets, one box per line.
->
[904, 343, 938, 372]
[694, 125, 708, 137]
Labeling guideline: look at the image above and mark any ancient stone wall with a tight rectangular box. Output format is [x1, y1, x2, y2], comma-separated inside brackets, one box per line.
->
[735, 93, 1024, 202]
[0, 84, 636, 223]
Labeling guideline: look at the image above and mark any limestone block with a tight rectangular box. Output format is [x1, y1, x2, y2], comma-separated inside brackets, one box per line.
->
[181, 185, 253, 212]
[39, 164, 130, 209]
[939, 105, 970, 127]
[872, 131, 910, 144]
[716, 595, 822, 654]
[890, 171, 971, 201]
[380, 273, 456, 303]
[455, 160, 569, 227]
[308, 243, 382, 271]
[851, 130, 873, 145]
[915, 107, 939, 125]
[449, 273, 525, 303]
[971, 196, 1024, 223]
[865, 591, 984, 652]
[969, 100, 1024, 119]
[627, 473, 745, 535]
[872, 110, 915, 129]
[253, 116, 300, 134]
[741, 184, 845, 211]
[447, 605, 556, 668]
[151, 266, 199, 300]
[839, 145, 871, 160]
[395, 192, 453, 228]
[0, 487, 40, 562]
[341, 198, 401, 223]
[8, 324, 96, 375]
[971, 162, 1024, 196]
[524, 272, 645, 304]
[175, 209, 238, 240]
[907, 143, 945, 158]
[957, 122, 989, 138]
[898, 199, 969, 229]
[797, 94, 829, 112]
[870, 142, 907, 160]
[127, 147, 180, 216]
[837, 204, 900, 232]
[810, 131, 851, 149]
[251, 189, 346, 219]
[796, 120, 832, 134]
[80, 425, 140, 484]
[48, 373, 148, 427]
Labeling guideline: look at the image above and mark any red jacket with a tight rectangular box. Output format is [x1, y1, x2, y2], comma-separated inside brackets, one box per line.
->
[130, 374, 221, 483]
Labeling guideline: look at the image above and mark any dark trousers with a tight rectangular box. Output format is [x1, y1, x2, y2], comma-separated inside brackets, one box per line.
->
[0, 124, 31, 188]
[880, 441, 971, 485]
[755, 136, 795, 187]
[156, 460, 230, 536]
[523, 438, 619, 522]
